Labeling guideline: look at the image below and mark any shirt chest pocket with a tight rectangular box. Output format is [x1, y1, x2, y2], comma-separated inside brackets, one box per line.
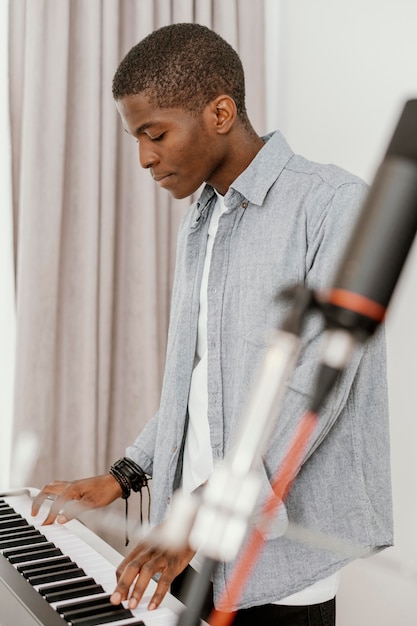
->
[227, 261, 302, 348]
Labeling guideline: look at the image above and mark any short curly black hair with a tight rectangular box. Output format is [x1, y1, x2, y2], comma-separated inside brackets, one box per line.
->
[112, 23, 248, 122]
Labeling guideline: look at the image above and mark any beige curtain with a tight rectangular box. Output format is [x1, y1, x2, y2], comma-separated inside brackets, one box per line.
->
[9, 0, 266, 491]
[0, 0, 15, 490]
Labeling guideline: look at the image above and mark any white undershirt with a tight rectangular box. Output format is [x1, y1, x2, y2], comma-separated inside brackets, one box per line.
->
[182, 192, 339, 605]
[181, 196, 224, 494]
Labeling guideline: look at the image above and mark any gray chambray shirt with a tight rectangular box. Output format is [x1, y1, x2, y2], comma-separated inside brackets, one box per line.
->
[126, 131, 393, 608]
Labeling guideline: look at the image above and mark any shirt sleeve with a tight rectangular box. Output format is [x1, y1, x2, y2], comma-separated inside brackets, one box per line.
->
[125, 410, 160, 476]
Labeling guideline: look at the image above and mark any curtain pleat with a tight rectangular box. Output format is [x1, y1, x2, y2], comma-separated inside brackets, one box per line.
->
[0, 0, 15, 490]
[9, 0, 265, 498]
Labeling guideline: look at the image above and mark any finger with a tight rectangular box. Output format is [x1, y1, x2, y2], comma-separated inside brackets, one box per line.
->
[31, 481, 67, 516]
[41, 496, 68, 525]
[31, 492, 50, 517]
[111, 558, 147, 604]
[126, 562, 156, 610]
[31, 482, 66, 516]
[147, 575, 171, 611]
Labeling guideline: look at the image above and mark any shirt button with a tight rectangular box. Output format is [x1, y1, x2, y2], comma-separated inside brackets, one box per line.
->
[242, 201, 248, 208]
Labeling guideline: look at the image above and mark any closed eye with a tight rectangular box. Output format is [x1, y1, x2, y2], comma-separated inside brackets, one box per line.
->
[135, 133, 164, 144]
[133, 131, 165, 144]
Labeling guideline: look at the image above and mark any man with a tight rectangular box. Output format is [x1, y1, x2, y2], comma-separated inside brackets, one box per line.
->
[32, 23, 393, 625]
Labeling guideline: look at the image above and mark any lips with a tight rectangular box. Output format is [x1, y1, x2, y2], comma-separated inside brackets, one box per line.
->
[152, 173, 173, 183]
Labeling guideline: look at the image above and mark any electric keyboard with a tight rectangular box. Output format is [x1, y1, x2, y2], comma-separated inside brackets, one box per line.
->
[0, 489, 185, 626]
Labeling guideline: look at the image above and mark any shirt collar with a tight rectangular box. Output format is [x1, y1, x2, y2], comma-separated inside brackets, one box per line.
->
[225, 130, 294, 208]
[192, 130, 294, 224]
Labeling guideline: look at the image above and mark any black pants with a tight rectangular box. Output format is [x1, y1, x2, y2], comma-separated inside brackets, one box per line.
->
[228, 598, 335, 626]
[171, 567, 336, 625]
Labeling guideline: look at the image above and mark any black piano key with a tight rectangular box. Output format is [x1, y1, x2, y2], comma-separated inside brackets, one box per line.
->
[18, 555, 72, 573]
[0, 511, 24, 519]
[60, 599, 127, 620]
[68, 607, 134, 626]
[41, 579, 105, 603]
[0, 516, 28, 529]
[0, 532, 47, 550]
[56, 594, 112, 614]
[0, 508, 18, 516]
[0, 500, 17, 507]
[0, 524, 41, 541]
[0, 532, 48, 554]
[27, 565, 86, 585]
[39, 576, 97, 595]
[0, 524, 36, 537]
[8, 546, 62, 564]
[23, 559, 79, 579]
[3, 541, 56, 557]
[45, 584, 106, 603]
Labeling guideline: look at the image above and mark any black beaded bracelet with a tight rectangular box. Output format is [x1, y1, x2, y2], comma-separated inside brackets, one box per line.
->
[109, 465, 131, 500]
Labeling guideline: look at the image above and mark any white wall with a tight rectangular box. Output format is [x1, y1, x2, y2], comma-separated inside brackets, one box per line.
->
[265, 2, 417, 624]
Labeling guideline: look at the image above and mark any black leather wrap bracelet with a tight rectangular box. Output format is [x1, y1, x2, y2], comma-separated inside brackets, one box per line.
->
[109, 457, 149, 498]
[108, 457, 151, 546]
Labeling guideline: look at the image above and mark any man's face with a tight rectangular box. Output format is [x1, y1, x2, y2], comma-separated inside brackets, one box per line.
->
[116, 93, 227, 199]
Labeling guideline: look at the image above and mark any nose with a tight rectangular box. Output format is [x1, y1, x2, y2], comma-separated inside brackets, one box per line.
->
[138, 141, 158, 169]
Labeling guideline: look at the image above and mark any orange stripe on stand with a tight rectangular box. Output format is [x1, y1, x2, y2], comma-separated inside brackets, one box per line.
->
[324, 289, 386, 322]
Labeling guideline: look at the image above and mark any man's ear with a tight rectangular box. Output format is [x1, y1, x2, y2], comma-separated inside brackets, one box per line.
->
[207, 95, 237, 134]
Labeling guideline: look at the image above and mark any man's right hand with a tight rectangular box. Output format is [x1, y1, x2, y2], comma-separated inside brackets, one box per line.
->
[31, 474, 123, 525]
